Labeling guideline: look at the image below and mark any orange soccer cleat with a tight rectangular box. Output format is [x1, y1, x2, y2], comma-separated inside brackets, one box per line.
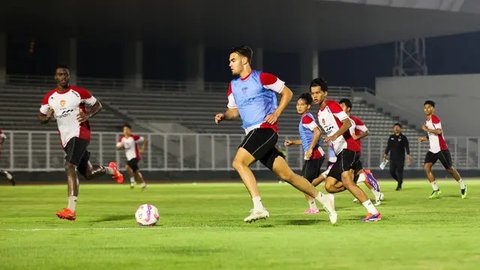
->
[108, 162, 124, 184]
[56, 208, 76, 221]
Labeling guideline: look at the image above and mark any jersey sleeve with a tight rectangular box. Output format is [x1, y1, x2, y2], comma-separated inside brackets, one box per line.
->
[259, 72, 285, 93]
[328, 101, 349, 121]
[39, 90, 53, 115]
[431, 115, 442, 130]
[133, 135, 145, 143]
[354, 117, 368, 132]
[76, 87, 98, 106]
[301, 115, 318, 131]
[227, 83, 237, 109]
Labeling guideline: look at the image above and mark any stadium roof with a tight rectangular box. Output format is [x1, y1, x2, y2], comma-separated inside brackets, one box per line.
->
[2, 0, 480, 51]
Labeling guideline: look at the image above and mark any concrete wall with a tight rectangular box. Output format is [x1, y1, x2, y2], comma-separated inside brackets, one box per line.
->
[376, 74, 480, 136]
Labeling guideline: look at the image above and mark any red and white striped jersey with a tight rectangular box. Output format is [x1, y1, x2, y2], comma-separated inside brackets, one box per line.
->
[39, 86, 97, 147]
[425, 114, 448, 153]
[317, 100, 360, 155]
[118, 135, 144, 161]
[348, 114, 368, 152]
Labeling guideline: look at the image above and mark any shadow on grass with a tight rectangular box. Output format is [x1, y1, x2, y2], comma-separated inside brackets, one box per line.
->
[283, 219, 321, 226]
[94, 214, 132, 222]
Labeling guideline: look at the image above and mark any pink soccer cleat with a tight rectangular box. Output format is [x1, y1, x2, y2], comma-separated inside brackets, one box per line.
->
[108, 162, 124, 184]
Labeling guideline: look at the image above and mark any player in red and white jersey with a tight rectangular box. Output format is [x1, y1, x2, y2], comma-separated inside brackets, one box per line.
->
[116, 124, 147, 189]
[0, 129, 15, 185]
[310, 78, 381, 222]
[339, 98, 384, 206]
[418, 100, 467, 199]
[38, 65, 124, 221]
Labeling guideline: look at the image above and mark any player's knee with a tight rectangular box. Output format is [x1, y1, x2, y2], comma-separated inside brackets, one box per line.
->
[64, 162, 76, 172]
[277, 170, 294, 181]
[232, 159, 246, 170]
[325, 182, 335, 192]
[423, 164, 431, 172]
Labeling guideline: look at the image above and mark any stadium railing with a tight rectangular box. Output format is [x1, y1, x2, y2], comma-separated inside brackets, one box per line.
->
[1, 131, 478, 172]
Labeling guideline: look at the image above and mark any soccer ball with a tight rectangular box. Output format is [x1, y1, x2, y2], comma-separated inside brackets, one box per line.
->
[135, 204, 159, 226]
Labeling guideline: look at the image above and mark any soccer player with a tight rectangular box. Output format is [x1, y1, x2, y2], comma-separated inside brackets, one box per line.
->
[339, 98, 384, 206]
[38, 65, 124, 221]
[310, 78, 381, 222]
[116, 123, 147, 189]
[0, 129, 15, 185]
[284, 93, 325, 214]
[418, 100, 467, 199]
[383, 123, 412, 191]
[214, 45, 336, 224]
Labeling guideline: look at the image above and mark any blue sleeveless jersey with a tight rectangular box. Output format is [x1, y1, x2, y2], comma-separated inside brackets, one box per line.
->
[299, 112, 320, 153]
[230, 70, 278, 132]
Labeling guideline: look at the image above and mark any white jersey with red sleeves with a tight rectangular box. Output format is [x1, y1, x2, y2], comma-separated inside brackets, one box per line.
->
[118, 135, 144, 161]
[425, 114, 448, 153]
[348, 114, 368, 152]
[39, 86, 97, 147]
[227, 70, 285, 134]
[317, 100, 360, 155]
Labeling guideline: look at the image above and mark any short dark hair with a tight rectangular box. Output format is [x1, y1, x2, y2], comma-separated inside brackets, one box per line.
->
[310, 77, 328, 92]
[393, 122, 402, 128]
[339, 98, 352, 109]
[298, 93, 313, 105]
[123, 123, 132, 129]
[230, 45, 253, 63]
[424, 100, 435, 107]
[56, 65, 69, 70]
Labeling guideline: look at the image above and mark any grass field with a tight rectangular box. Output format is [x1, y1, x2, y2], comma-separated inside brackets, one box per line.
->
[1, 180, 479, 270]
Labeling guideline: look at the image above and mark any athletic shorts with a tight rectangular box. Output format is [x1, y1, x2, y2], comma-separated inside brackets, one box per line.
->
[64, 137, 90, 167]
[301, 156, 325, 182]
[239, 128, 282, 170]
[127, 158, 140, 172]
[327, 149, 360, 181]
[424, 150, 453, 169]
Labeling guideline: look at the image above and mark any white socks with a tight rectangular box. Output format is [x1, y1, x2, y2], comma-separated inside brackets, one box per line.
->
[458, 179, 466, 189]
[362, 199, 379, 215]
[431, 181, 439, 191]
[252, 196, 264, 211]
[67, 196, 77, 212]
[357, 173, 366, 183]
[130, 177, 135, 183]
[370, 188, 381, 201]
[308, 198, 318, 210]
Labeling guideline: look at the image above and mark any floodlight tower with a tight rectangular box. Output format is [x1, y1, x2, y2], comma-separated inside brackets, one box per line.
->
[393, 38, 428, 76]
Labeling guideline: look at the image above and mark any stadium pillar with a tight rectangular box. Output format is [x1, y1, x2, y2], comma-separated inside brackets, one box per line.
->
[185, 43, 205, 91]
[58, 37, 78, 85]
[0, 32, 6, 85]
[123, 40, 143, 90]
[300, 49, 319, 83]
[253, 47, 264, 71]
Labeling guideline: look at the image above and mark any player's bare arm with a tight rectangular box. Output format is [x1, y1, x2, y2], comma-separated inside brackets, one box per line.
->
[284, 139, 302, 146]
[77, 101, 102, 123]
[325, 118, 351, 143]
[265, 86, 293, 125]
[215, 108, 239, 124]
[140, 138, 147, 154]
[38, 108, 54, 124]
[422, 124, 442, 135]
[352, 130, 369, 141]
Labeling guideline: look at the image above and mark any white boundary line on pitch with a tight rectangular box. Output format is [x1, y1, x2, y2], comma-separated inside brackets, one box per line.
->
[2, 227, 159, 232]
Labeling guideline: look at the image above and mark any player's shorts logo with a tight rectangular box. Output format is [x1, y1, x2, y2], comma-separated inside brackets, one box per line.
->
[60, 100, 66, 107]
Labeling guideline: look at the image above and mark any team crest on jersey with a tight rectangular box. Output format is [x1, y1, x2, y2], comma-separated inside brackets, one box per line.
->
[60, 100, 66, 107]
[321, 118, 326, 125]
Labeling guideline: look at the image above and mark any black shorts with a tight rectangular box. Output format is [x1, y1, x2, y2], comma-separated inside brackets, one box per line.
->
[424, 150, 453, 169]
[327, 149, 360, 181]
[127, 158, 140, 172]
[301, 156, 325, 182]
[239, 128, 281, 170]
[64, 137, 90, 167]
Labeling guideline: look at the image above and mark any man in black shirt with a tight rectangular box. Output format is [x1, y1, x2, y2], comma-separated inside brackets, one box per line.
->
[383, 123, 412, 190]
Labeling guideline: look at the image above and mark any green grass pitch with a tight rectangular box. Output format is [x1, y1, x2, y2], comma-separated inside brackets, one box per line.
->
[1, 180, 479, 269]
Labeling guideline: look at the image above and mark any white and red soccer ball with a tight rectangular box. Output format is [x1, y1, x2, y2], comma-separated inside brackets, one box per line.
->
[135, 204, 159, 226]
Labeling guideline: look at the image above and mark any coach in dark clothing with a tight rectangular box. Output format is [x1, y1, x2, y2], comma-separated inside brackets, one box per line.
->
[383, 123, 412, 191]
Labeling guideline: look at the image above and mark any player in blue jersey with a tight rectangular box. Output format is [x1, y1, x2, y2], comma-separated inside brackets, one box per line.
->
[284, 93, 325, 214]
[215, 45, 336, 224]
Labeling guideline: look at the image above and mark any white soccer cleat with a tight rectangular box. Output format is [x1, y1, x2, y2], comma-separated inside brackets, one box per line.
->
[320, 193, 337, 225]
[374, 199, 382, 206]
[379, 193, 385, 201]
[243, 208, 269, 223]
